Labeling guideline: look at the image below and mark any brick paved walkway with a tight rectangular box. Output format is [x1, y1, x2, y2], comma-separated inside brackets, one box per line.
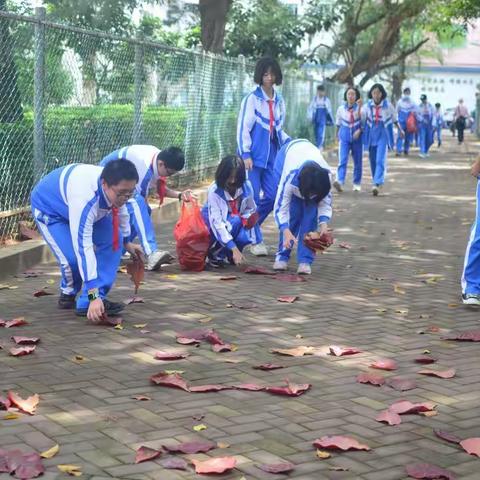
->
[1, 134, 480, 480]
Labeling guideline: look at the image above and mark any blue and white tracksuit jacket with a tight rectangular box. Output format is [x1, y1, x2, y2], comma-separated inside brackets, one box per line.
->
[418, 102, 435, 154]
[363, 99, 396, 186]
[274, 139, 333, 265]
[396, 96, 417, 154]
[237, 86, 290, 245]
[307, 95, 334, 149]
[336, 102, 365, 186]
[101, 145, 161, 256]
[433, 110, 444, 145]
[30, 164, 130, 309]
[201, 181, 257, 260]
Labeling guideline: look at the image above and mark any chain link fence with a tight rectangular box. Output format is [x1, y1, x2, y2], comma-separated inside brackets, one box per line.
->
[0, 8, 342, 243]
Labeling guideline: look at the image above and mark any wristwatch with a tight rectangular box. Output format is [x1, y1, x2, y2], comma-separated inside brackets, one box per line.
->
[178, 192, 182, 201]
[88, 288, 99, 302]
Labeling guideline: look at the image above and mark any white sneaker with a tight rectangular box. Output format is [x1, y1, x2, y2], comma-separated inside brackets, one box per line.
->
[333, 180, 344, 193]
[273, 259, 288, 271]
[419, 153, 426, 159]
[250, 243, 268, 256]
[352, 184, 361, 192]
[297, 263, 312, 275]
[145, 250, 175, 271]
[372, 185, 379, 196]
[462, 294, 480, 306]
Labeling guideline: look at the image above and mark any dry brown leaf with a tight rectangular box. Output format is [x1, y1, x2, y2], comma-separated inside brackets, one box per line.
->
[270, 346, 315, 357]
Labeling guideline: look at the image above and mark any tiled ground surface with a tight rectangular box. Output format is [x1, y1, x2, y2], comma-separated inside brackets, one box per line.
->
[1, 134, 480, 479]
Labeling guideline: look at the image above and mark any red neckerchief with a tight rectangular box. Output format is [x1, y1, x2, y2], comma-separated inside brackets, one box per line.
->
[112, 206, 119, 251]
[348, 105, 355, 127]
[268, 99, 274, 136]
[374, 104, 381, 125]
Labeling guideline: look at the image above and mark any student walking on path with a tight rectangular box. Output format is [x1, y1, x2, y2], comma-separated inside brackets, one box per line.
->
[333, 86, 364, 193]
[418, 94, 435, 158]
[363, 83, 403, 196]
[395, 87, 417, 156]
[454, 98, 470, 145]
[307, 84, 334, 150]
[237, 57, 290, 256]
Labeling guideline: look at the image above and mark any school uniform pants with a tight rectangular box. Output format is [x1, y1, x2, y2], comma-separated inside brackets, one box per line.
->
[247, 140, 278, 245]
[202, 213, 252, 261]
[276, 197, 318, 265]
[462, 181, 480, 295]
[124, 193, 157, 256]
[337, 139, 363, 185]
[419, 124, 433, 154]
[32, 208, 123, 310]
[435, 125, 442, 145]
[368, 137, 388, 186]
[396, 121, 413, 154]
[314, 121, 326, 149]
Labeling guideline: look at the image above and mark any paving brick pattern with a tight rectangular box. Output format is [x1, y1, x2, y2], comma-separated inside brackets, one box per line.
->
[1, 134, 480, 479]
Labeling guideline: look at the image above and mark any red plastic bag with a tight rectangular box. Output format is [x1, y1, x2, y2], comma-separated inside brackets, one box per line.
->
[174, 200, 210, 271]
[406, 111, 417, 134]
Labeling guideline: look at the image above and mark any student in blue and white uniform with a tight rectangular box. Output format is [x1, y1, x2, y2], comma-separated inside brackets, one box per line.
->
[237, 57, 290, 257]
[395, 87, 417, 156]
[363, 83, 403, 196]
[30, 160, 142, 322]
[461, 154, 480, 305]
[202, 155, 257, 267]
[101, 145, 193, 271]
[307, 84, 334, 150]
[418, 94, 435, 158]
[273, 139, 332, 275]
[333, 86, 364, 193]
[433, 103, 444, 147]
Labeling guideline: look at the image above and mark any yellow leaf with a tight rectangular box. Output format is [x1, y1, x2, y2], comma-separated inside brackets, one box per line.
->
[448, 303, 459, 308]
[114, 324, 124, 330]
[193, 424, 207, 431]
[393, 284, 405, 295]
[419, 314, 431, 319]
[230, 344, 238, 351]
[46, 279, 56, 285]
[316, 449, 331, 459]
[423, 349, 431, 354]
[3, 412, 20, 420]
[295, 334, 303, 339]
[419, 410, 438, 417]
[395, 309, 408, 315]
[164, 370, 185, 375]
[57, 465, 82, 476]
[198, 317, 212, 324]
[40, 444, 60, 458]
[166, 274, 178, 280]
[217, 442, 230, 449]
[133, 323, 147, 328]
[370, 288, 380, 295]
[375, 308, 387, 313]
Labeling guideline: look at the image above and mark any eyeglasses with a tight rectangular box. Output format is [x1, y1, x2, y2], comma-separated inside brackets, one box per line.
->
[111, 187, 135, 199]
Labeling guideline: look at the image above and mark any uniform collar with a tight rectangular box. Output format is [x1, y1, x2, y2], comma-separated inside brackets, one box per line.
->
[254, 85, 277, 102]
[97, 178, 112, 209]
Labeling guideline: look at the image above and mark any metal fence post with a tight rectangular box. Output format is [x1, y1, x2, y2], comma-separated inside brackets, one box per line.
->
[133, 32, 144, 143]
[33, 6, 45, 182]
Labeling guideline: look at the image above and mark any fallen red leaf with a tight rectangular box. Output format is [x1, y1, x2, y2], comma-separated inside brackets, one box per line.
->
[273, 274, 307, 282]
[304, 231, 334, 252]
[253, 363, 285, 371]
[97, 314, 122, 327]
[277, 295, 299, 303]
[418, 368, 456, 379]
[405, 463, 456, 479]
[388, 400, 436, 415]
[243, 266, 275, 275]
[9, 345, 36, 357]
[191, 457, 237, 474]
[434, 429, 462, 444]
[339, 242, 351, 249]
[160, 457, 188, 470]
[150, 372, 190, 392]
[135, 446, 162, 464]
[313, 436, 370, 451]
[189, 384, 232, 392]
[126, 257, 145, 294]
[11, 336, 40, 345]
[442, 330, 480, 341]
[176, 337, 200, 345]
[220, 276, 237, 281]
[124, 296, 144, 305]
[233, 383, 265, 391]
[176, 328, 212, 341]
[154, 351, 189, 361]
[415, 356, 436, 364]
[385, 377, 417, 391]
[265, 380, 311, 397]
[7, 391, 39, 415]
[5, 318, 28, 328]
[1, 450, 45, 479]
[204, 330, 227, 345]
[356, 372, 385, 386]
[33, 289, 53, 297]
[370, 358, 397, 371]
[257, 462, 295, 473]
[376, 409, 402, 426]
[163, 441, 216, 454]
[329, 345, 362, 356]
[460, 437, 480, 457]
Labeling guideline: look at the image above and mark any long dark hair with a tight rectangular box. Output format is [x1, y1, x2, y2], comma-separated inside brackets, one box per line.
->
[215, 155, 246, 191]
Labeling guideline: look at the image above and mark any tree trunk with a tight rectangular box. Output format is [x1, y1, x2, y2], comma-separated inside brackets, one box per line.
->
[391, 61, 406, 104]
[81, 51, 97, 105]
[199, 0, 232, 54]
[0, 0, 23, 122]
